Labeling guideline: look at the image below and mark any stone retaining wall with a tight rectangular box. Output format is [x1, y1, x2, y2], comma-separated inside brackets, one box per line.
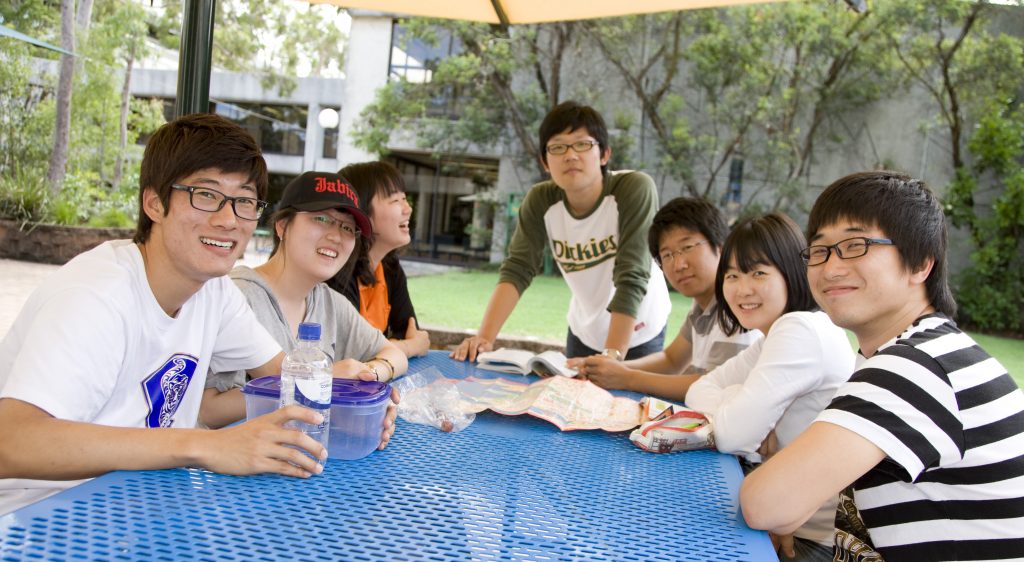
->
[423, 324, 562, 354]
[0, 220, 134, 265]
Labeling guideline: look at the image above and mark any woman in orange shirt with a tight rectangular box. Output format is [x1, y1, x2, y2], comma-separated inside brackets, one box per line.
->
[327, 161, 430, 357]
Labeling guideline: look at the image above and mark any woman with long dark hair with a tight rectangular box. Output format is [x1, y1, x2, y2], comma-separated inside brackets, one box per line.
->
[588, 212, 854, 561]
[327, 161, 430, 358]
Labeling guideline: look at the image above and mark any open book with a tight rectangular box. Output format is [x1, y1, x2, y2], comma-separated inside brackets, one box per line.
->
[475, 348, 578, 378]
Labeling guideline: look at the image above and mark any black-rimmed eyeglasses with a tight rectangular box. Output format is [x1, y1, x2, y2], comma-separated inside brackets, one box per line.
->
[800, 237, 894, 266]
[657, 240, 709, 266]
[546, 140, 599, 155]
[171, 184, 268, 221]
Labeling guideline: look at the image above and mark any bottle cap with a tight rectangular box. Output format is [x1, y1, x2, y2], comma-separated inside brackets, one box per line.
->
[297, 322, 321, 341]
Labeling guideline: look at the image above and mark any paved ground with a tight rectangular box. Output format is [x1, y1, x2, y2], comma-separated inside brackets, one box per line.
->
[0, 240, 462, 341]
[0, 258, 61, 340]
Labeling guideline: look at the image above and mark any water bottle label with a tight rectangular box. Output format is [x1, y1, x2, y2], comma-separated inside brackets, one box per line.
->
[294, 378, 331, 410]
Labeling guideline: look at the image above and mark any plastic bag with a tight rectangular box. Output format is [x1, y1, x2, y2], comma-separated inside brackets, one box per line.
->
[391, 367, 475, 433]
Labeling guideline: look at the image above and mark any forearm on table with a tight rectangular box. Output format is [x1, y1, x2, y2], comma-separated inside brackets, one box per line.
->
[625, 348, 684, 374]
[371, 341, 408, 381]
[199, 387, 246, 429]
[604, 312, 635, 355]
[0, 398, 211, 480]
[741, 422, 886, 534]
[389, 336, 422, 358]
[624, 372, 695, 402]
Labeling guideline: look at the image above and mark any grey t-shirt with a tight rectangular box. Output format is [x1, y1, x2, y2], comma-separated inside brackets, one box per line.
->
[206, 266, 387, 391]
[679, 297, 762, 375]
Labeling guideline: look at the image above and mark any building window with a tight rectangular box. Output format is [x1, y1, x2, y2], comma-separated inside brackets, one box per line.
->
[389, 22, 461, 84]
[212, 101, 307, 157]
[389, 21, 467, 119]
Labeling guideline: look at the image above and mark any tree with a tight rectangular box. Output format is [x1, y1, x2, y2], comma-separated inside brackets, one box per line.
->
[46, 0, 76, 194]
[154, 0, 347, 97]
[886, 0, 1024, 333]
[94, 0, 150, 189]
[352, 19, 584, 180]
[584, 3, 897, 210]
[953, 102, 1024, 333]
[357, 5, 900, 215]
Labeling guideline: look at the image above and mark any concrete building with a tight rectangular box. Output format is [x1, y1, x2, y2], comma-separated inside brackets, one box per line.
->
[129, 6, 1023, 267]
[131, 12, 499, 263]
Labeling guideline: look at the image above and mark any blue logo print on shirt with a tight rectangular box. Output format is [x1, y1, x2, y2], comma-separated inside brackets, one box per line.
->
[141, 354, 198, 428]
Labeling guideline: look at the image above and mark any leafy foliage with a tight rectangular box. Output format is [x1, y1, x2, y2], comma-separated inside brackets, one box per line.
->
[0, 40, 54, 180]
[586, 3, 899, 208]
[887, 0, 1024, 335]
[1, 0, 160, 225]
[356, 4, 900, 211]
[0, 166, 50, 224]
[154, 0, 346, 96]
[353, 19, 585, 183]
[948, 102, 1024, 334]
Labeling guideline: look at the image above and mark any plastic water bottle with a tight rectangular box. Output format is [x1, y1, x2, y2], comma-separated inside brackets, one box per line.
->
[279, 322, 332, 467]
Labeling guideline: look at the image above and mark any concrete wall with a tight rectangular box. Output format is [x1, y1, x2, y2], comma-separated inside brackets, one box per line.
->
[337, 14, 394, 166]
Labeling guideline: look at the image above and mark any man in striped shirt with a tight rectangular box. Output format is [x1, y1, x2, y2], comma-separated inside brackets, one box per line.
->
[740, 171, 1024, 561]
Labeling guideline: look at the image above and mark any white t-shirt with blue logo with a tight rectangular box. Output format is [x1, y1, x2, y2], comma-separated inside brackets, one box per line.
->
[0, 240, 280, 515]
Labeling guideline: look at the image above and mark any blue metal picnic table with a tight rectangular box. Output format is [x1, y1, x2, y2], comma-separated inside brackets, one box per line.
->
[0, 351, 773, 561]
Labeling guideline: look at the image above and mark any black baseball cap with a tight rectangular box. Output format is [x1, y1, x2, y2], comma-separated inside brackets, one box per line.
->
[277, 171, 372, 239]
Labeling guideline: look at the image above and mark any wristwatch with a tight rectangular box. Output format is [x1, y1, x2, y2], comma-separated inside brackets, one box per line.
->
[601, 348, 623, 361]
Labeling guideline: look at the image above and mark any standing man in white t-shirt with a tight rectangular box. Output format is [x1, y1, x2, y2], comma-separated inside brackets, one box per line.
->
[570, 197, 761, 395]
[741, 171, 1024, 560]
[452, 101, 671, 362]
[0, 114, 396, 516]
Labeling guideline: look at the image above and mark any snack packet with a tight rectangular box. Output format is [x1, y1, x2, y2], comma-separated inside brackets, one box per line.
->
[629, 397, 714, 453]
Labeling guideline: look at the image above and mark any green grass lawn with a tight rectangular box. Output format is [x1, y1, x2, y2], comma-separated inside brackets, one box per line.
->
[409, 270, 1024, 387]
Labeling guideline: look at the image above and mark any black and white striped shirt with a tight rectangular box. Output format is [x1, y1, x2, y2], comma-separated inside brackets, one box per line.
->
[818, 313, 1024, 561]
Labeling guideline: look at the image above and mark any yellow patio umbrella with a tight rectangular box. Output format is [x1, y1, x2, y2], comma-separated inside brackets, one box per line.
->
[304, 0, 785, 26]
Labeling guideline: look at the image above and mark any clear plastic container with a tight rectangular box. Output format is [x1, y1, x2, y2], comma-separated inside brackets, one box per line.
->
[243, 376, 391, 460]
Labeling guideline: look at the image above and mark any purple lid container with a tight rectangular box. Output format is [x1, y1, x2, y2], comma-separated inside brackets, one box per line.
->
[243, 376, 390, 406]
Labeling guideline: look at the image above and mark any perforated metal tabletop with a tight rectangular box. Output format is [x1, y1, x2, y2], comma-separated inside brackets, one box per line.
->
[1, 352, 773, 561]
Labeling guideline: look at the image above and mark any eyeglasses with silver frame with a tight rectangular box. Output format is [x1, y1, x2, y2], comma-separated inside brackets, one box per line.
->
[171, 184, 267, 221]
[546, 140, 600, 155]
[800, 237, 894, 266]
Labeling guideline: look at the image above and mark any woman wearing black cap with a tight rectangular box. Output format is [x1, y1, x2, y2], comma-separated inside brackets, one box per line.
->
[200, 171, 408, 430]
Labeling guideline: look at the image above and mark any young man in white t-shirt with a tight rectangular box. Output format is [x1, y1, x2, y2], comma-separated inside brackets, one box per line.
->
[569, 197, 761, 395]
[740, 171, 1024, 560]
[0, 114, 396, 515]
[451, 101, 671, 363]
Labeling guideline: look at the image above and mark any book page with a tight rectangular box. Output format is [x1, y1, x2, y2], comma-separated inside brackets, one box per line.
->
[529, 350, 578, 378]
[475, 348, 534, 374]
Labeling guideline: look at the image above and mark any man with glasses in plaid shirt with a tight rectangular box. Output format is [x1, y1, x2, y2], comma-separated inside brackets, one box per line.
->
[0, 114, 395, 516]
